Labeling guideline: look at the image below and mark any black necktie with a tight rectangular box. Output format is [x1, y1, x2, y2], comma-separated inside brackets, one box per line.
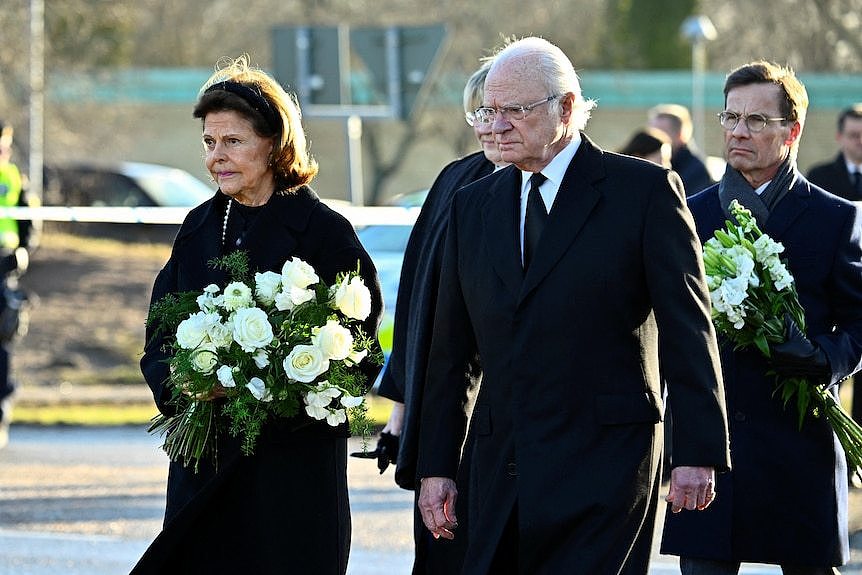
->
[523, 172, 548, 269]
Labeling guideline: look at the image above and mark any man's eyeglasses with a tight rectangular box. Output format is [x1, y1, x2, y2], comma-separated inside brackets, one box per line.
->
[717, 111, 787, 133]
[472, 95, 559, 125]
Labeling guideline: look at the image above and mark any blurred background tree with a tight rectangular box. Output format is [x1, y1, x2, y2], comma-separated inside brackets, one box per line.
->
[0, 0, 860, 203]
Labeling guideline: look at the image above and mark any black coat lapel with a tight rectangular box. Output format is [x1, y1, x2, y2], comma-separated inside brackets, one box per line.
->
[482, 166, 524, 300]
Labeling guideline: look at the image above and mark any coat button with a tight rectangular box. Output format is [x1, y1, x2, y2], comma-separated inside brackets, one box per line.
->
[734, 411, 746, 422]
[507, 462, 518, 477]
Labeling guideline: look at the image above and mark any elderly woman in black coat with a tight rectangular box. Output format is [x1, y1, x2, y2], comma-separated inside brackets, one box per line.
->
[133, 56, 382, 574]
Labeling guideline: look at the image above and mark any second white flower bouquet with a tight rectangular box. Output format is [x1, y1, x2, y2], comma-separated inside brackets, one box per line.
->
[704, 200, 862, 471]
[146, 251, 381, 471]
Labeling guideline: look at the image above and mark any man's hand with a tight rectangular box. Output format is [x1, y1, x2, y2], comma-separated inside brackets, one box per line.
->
[418, 477, 458, 540]
[665, 466, 716, 513]
[769, 314, 830, 382]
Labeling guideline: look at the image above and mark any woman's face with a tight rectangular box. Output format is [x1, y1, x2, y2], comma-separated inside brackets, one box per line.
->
[203, 110, 275, 206]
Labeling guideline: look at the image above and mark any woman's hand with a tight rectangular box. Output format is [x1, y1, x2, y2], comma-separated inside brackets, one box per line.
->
[181, 382, 227, 401]
[381, 401, 405, 436]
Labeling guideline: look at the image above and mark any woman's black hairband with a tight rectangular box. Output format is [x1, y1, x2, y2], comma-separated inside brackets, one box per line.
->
[204, 80, 281, 133]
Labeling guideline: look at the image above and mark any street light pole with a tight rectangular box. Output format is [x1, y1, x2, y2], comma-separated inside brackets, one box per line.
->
[680, 15, 717, 152]
[29, 0, 44, 200]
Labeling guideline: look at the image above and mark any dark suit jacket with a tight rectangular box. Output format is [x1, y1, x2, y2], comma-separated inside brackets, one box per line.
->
[808, 153, 862, 201]
[418, 135, 730, 574]
[134, 187, 383, 574]
[377, 150, 493, 489]
[376, 150, 493, 574]
[663, 176, 862, 566]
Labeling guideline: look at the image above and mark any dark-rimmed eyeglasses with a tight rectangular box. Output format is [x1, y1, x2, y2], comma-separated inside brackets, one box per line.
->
[717, 111, 787, 133]
[472, 95, 559, 125]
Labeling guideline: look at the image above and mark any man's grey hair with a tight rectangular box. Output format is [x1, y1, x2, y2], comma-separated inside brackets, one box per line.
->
[490, 37, 597, 131]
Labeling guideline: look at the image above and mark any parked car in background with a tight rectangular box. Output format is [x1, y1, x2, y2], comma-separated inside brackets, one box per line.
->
[356, 223, 413, 360]
[42, 161, 215, 242]
[355, 189, 429, 360]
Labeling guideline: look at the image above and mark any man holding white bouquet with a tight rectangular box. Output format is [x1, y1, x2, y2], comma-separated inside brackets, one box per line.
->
[662, 61, 862, 574]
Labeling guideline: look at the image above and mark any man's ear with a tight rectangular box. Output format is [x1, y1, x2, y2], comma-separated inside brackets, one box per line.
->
[559, 92, 575, 125]
[785, 121, 802, 146]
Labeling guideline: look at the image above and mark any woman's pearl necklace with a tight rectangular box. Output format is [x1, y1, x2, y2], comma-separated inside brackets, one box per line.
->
[221, 198, 232, 246]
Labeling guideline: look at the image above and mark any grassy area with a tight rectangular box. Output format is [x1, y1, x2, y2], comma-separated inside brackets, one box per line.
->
[11, 394, 395, 427]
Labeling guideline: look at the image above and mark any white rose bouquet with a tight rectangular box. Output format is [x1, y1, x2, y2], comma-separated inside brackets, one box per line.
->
[146, 251, 381, 471]
[704, 199, 862, 470]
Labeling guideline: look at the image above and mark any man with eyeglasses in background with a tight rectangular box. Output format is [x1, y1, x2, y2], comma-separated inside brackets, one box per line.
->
[416, 36, 730, 574]
[808, 103, 862, 202]
[662, 61, 862, 575]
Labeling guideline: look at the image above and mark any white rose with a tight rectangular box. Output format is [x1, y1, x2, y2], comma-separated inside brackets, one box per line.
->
[216, 364, 236, 388]
[312, 319, 354, 360]
[281, 258, 319, 290]
[222, 281, 253, 311]
[190, 345, 218, 374]
[232, 307, 274, 352]
[283, 344, 330, 383]
[246, 377, 272, 402]
[176, 312, 210, 349]
[254, 271, 282, 306]
[333, 276, 372, 321]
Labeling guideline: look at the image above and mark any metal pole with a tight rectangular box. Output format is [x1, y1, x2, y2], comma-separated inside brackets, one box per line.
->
[29, 0, 44, 200]
[692, 39, 706, 152]
[385, 27, 402, 120]
[346, 115, 364, 206]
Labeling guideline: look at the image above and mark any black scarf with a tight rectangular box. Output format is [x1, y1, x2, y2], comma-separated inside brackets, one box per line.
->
[717, 154, 798, 226]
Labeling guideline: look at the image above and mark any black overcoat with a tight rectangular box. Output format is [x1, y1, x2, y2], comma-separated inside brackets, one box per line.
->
[417, 135, 731, 574]
[134, 187, 383, 575]
[808, 153, 862, 201]
[376, 150, 494, 573]
[662, 176, 862, 566]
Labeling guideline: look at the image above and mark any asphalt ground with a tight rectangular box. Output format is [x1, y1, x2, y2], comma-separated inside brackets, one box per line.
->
[2, 386, 862, 574]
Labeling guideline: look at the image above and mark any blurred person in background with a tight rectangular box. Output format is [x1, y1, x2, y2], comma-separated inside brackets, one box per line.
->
[0, 119, 31, 449]
[807, 103, 862, 202]
[649, 103, 715, 195]
[807, 104, 862, 482]
[618, 126, 673, 168]
[662, 61, 862, 575]
[133, 56, 382, 574]
[365, 58, 509, 574]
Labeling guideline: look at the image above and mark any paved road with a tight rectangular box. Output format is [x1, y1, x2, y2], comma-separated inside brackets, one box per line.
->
[0, 425, 853, 574]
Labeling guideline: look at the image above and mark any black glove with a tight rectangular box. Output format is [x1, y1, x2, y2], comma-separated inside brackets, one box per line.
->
[350, 431, 399, 474]
[769, 314, 831, 383]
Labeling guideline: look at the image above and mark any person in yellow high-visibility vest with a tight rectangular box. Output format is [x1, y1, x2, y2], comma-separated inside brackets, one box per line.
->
[0, 121, 21, 250]
[0, 119, 23, 449]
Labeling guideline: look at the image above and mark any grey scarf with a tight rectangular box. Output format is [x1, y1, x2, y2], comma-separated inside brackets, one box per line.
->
[717, 155, 798, 226]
